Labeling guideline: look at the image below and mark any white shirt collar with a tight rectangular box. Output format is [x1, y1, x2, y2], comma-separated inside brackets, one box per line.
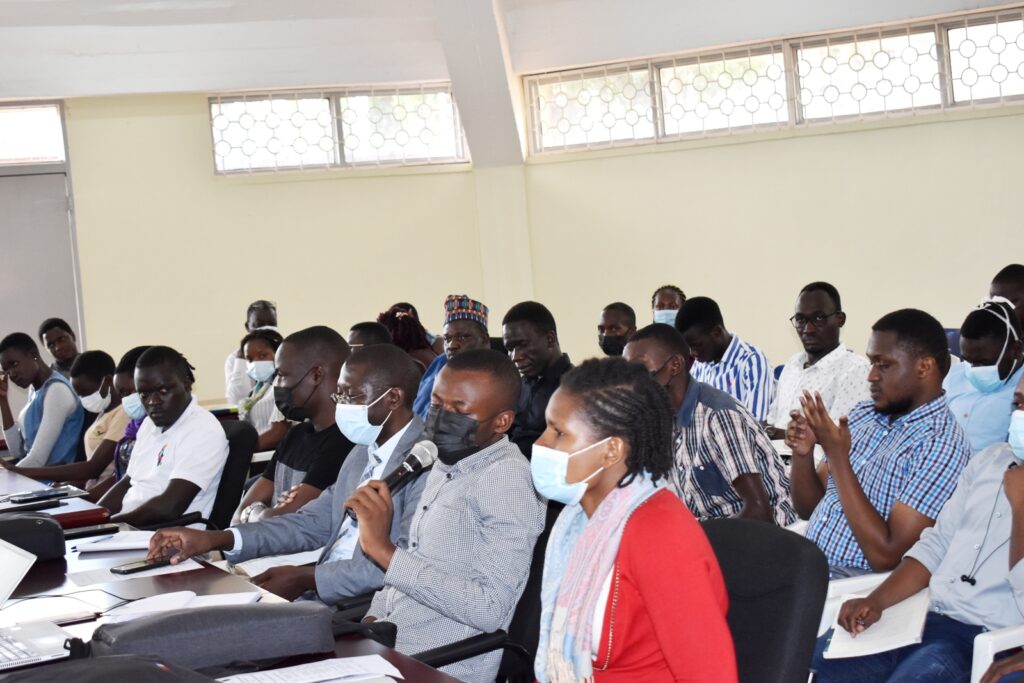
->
[368, 418, 414, 465]
[797, 342, 850, 371]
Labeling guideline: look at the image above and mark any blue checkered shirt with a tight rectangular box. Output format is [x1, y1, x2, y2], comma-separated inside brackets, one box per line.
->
[806, 395, 971, 570]
[691, 334, 774, 421]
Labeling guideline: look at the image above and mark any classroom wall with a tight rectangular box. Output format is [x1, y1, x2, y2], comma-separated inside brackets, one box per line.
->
[64, 93, 1023, 399]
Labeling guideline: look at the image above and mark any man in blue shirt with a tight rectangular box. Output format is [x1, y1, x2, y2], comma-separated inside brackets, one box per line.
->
[787, 309, 971, 576]
[945, 299, 1023, 453]
[412, 295, 490, 419]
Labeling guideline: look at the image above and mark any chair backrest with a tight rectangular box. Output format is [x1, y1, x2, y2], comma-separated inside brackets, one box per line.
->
[945, 328, 962, 358]
[208, 420, 258, 530]
[773, 364, 785, 380]
[701, 518, 829, 683]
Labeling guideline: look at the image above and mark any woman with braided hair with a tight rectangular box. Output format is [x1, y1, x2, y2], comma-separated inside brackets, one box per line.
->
[533, 357, 736, 683]
[376, 304, 438, 372]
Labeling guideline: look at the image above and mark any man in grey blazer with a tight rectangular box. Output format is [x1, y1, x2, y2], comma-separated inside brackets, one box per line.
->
[149, 345, 429, 604]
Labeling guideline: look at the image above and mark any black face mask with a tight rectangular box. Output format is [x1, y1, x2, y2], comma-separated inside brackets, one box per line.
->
[598, 335, 627, 356]
[424, 405, 484, 465]
[273, 367, 315, 422]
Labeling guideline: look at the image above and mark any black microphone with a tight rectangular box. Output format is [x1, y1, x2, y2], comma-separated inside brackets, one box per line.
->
[345, 440, 438, 521]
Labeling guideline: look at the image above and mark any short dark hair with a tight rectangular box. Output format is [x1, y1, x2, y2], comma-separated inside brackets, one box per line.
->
[872, 309, 949, 374]
[800, 281, 842, 311]
[38, 317, 75, 343]
[675, 296, 724, 334]
[651, 285, 686, 309]
[346, 344, 421, 408]
[240, 328, 284, 355]
[349, 322, 394, 346]
[70, 350, 116, 383]
[136, 345, 196, 384]
[502, 301, 557, 334]
[445, 349, 522, 412]
[0, 333, 39, 356]
[603, 302, 637, 326]
[116, 346, 152, 375]
[993, 264, 1024, 286]
[283, 326, 350, 369]
[961, 300, 1022, 342]
[246, 300, 277, 321]
[628, 323, 690, 357]
[559, 357, 675, 487]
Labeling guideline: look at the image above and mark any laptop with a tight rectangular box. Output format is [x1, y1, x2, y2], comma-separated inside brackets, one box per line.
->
[0, 538, 71, 670]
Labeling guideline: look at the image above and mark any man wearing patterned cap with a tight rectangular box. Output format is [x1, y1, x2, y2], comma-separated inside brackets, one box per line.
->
[413, 295, 491, 419]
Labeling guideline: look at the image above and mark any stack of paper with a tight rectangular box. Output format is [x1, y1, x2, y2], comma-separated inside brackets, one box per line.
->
[217, 655, 402, 682]
[231, 548, 324, 577]
[75, 530, 155, 553]
[824, 589, 930, 659]
[104, 590, 260, 623]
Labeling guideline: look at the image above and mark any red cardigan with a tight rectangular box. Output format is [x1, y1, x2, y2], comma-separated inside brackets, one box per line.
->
[591, 489, 737, 682]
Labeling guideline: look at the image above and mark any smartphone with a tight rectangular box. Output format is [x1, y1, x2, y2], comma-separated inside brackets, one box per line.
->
[110, 557, 172, 575]
[65, 524, 121, 540]
[10, 488, 73, 504]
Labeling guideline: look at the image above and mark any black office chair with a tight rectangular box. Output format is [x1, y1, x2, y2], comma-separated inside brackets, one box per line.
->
[701, 518, 829, 683]
[139, 420, 257, 531]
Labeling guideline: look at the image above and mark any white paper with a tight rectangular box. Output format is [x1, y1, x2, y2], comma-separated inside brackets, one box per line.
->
[824, 589, 930, 659]
[103, 590, 260, 622]
[68, 558, 203, 586]
[217, 655, 403, 682]
[232, 548, 324, 577]
[76, 530, 155, 553]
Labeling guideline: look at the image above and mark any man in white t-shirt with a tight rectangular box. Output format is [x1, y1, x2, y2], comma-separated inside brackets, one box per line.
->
[99, 346, 228, 527]
[225, 300, 278, 405]
[766, 282, 869, 439]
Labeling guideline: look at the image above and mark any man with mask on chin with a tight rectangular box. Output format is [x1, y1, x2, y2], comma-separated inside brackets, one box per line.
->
[345, 349, 545, 683]
[148, 344, 429, 604]
[787, 309, 972, 577]
[597, 302, 637, 357]
[232, 326, 353, 523]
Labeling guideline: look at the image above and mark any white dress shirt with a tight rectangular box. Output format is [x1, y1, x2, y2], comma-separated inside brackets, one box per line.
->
[766, 343, 870, 430]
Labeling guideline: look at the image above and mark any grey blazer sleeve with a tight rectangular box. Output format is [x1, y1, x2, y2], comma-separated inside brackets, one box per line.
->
[231, 481, 338, 562]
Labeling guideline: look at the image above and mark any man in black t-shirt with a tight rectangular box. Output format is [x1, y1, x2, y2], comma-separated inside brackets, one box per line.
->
[234, 326, 353, 523]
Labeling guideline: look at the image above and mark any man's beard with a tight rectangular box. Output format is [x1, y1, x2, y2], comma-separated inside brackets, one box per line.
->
[876, 396, 914, 416]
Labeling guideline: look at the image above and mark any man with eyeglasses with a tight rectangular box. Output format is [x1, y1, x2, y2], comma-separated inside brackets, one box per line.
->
[413, 294, 490, 419]
[765, 282, 869, 439]
[148, 344, 429, 605]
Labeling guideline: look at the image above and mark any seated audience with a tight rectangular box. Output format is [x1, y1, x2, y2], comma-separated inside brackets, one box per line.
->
[150, 344, 428, 603]
[624, 324, 795, 525]
[676, 296, 774, 421]
[377, 304, 438, 371]
[765, 282, 869, 439]
[944, 299, 1023, 452]
[651, 284, 686, 325]
[0, 332, 84, 466]
[351, 350, 545, 683]
[234, 326, 353, 523]
[99, 346, 228, 527]
[38, 317, 81, 378]
[596, 302, 637, 357]
[225, 299, 278, 405]
[503, 301, 572, 458]
[787, 309, 971, 576]
[413, 295, 490, 420]
[3, 351, 129, 497]
[347, 321, 393, 350]
[991, 263, 1024, 328]
[533, 357, 736, 682]
[236, 328, 289, 451]
[111, 346, 151, 484]
[812, 371, 1024, 682]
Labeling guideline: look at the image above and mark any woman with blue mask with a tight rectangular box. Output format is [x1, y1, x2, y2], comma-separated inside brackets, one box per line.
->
[944, 299, 1024, 453]
[237, 329, 291, 451]
[651, 284, 686, 326]
[533, 357, 736, 683]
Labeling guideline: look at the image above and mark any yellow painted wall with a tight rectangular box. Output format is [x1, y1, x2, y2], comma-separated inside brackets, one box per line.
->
[64, 93, 1023, 399]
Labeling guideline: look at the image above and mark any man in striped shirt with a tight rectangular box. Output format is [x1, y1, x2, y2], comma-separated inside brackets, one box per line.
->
[675, 296, 774, 421]
[625, 324, 796, 525]
[787, 309, 971, 577]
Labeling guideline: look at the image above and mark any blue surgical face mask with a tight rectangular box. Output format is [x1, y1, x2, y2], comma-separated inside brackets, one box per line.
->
[964, 301, 1022, 394]
[334, 390, 392, 446]
[530, 437, 611, 506]
[121, 392, 146, 421]
[246, 360, 276, 384]
[653, 309, 678, 326]
[1009, 411, 1024, 460]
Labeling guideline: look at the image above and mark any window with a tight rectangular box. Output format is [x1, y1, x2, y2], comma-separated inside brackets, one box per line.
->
[947, 13, 1024, 102]
[0, 105, 65, 165]
[210, 84, 469, 173]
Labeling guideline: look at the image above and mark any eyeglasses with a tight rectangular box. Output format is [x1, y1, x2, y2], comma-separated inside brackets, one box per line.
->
[330, 391, 367, 406]
[789, 312, 840, 330]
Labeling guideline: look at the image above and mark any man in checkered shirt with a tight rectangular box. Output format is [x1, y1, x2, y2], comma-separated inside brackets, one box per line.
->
[787, 309, 971, 577]
[345, 349, 545, 683]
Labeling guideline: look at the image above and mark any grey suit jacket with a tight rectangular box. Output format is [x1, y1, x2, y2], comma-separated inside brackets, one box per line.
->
[231, 416, 428, 605]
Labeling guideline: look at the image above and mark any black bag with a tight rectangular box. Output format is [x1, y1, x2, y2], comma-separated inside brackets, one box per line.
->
[0, 654, 213, 682]
[0, 513, 64, 560]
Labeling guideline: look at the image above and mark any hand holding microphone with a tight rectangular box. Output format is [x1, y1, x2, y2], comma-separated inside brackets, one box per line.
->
[344, 440, 437, 521]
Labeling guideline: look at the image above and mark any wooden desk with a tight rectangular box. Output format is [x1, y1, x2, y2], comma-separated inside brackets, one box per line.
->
[0, 469, 109, 529]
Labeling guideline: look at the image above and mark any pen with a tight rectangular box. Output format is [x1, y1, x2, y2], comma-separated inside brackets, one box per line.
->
[70, 535, 115, 552]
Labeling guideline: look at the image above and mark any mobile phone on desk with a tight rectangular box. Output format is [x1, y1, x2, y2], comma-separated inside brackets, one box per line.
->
[0, 499, 63, 513]
[110, 557, 172, 575]
[65, 523, 121, 540]
[10, 488, 73, 504]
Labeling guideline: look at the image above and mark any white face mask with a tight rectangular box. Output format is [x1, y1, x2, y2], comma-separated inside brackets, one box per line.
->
[653, 309, 679, 326]
[246, 360, 276, 384]
[530, 437, 611, 506]
[80, 386, 111, 414]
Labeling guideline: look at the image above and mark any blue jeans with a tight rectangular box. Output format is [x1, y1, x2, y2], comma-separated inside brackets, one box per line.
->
[812, 612, 983, 682]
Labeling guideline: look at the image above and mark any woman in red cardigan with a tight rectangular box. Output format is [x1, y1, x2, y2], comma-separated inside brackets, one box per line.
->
[532, 357, 737, 683]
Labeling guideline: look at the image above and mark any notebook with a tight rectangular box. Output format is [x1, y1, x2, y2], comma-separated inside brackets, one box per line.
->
[823, 589, 930, 659]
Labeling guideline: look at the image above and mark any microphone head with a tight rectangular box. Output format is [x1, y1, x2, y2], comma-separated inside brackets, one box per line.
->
[409, 440, 438, 468]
